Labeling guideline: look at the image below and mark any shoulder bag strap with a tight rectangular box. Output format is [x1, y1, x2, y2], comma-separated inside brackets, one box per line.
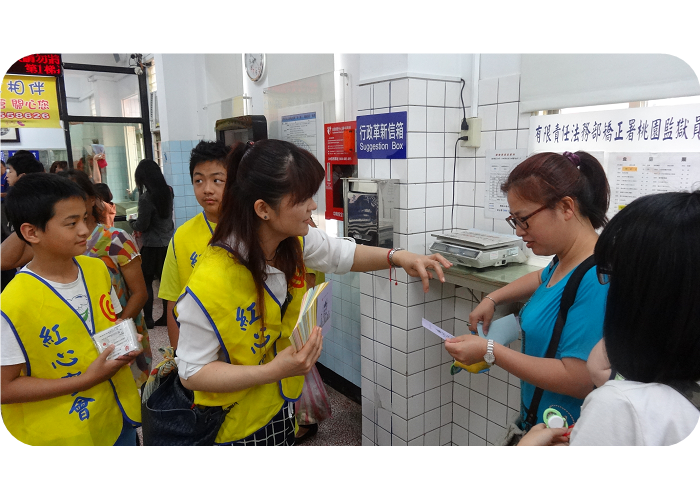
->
[664, 380, 700, 412]
[524, 255, 596, 429]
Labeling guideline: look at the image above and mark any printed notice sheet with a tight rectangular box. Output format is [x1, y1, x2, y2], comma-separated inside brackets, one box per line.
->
[609, 153, 700, 216]
[281, 112, 318, 157]
[485, 149, 528, 219]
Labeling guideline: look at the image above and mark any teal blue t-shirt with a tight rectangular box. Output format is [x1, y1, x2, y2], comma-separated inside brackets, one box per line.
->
[519, 259, 608, 427]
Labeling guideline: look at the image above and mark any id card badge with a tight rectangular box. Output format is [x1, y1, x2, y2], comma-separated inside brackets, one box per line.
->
[92, 319, 141, 360]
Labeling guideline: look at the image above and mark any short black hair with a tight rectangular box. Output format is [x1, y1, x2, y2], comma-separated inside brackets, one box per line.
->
[188, 141, 230, 181]
[595, 190, 700, 383]
[6, 151, 44, 176]
[57, 169, 106, 225]
[5, 173, 86, 244]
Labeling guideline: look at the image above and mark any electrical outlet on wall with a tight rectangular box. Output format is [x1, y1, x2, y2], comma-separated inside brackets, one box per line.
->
[460, 117, 482, 148]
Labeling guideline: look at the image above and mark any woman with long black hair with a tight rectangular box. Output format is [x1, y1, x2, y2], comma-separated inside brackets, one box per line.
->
[130, 159, 174, 329]
[172, 139, 450, 446]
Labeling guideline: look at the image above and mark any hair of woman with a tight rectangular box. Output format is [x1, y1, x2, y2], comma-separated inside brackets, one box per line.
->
[93, 183, 113, 204]
[210, 139, 325, 324]
[501, 151, 610, 229]
[57, 169, 106, 225]
[595, 190, 700, 383]
[49, 161, 68, 173]
[134, 159, 172, 219]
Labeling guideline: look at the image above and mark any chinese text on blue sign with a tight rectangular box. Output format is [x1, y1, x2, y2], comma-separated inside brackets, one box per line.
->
[356, 111, 407, 160]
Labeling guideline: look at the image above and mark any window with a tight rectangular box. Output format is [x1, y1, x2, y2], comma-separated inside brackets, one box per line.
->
[545, 94, 700, 115]
[146, 61, 157, 93]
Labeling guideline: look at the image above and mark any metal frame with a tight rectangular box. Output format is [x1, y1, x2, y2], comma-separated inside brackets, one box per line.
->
[58, 61, 153, 168]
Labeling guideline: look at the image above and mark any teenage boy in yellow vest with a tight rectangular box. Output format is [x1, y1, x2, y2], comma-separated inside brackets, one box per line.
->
[0, 173, 142, 446]
[158, 141, 230, 348]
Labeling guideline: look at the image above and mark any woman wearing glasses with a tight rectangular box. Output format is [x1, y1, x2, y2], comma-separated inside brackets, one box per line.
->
[445, 151, 610, 436]
[520, 189, 700, 446]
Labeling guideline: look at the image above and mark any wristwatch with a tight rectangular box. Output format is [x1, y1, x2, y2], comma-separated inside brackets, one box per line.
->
[484, 339, 495, 366]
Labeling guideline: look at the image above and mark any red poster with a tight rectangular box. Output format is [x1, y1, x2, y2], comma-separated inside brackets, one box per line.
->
[324, 121, 357, 221]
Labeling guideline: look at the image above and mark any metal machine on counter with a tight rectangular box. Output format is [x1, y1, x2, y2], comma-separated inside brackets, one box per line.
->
[343, 178, 397, 249]
[429, 229, 526, 269]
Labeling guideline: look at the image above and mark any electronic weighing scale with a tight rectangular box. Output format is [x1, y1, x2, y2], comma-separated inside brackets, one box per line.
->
[429, 229, 527, 269]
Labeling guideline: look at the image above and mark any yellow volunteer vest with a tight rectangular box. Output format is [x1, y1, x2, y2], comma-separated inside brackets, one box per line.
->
[173, 212, 216, 290]
[179, 241, 307, 443]
[1, 256, 141, 446]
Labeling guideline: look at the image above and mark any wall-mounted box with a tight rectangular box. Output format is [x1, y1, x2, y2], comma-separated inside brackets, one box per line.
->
[343, 178, 397, 249]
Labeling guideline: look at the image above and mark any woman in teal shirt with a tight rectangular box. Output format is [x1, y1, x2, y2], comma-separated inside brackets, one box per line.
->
[445, 151, 610, 430]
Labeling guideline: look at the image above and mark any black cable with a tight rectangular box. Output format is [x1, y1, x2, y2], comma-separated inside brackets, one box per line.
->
[460, 78, 467, 122]
[451, 137, 460, 231]
[452, 79, 469, 230]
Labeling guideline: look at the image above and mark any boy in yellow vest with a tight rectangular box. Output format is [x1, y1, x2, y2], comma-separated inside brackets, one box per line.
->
[158, 141, 230, 349]
[1, 173, 142, 445]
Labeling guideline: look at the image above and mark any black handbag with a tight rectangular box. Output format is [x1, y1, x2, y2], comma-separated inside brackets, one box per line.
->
[141, 368, 232, 446]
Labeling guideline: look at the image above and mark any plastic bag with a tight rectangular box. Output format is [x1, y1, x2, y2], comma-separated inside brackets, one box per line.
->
[294, 365, 332, 425]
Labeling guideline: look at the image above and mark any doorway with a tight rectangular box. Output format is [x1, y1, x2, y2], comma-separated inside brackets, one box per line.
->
[57, 60, 153, 204]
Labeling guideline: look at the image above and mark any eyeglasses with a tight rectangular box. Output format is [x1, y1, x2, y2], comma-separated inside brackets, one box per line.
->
[505, 205, 548, 230]
[596, 265, 611, 285]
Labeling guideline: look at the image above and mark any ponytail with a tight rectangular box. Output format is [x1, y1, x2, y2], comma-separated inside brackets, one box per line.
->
[574, 151, 610, 229]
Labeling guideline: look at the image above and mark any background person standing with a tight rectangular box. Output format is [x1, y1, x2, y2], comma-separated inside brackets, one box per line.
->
[129, 159, 174, 329]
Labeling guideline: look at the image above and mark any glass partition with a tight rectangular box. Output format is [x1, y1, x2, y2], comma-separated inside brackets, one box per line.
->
[69, 121, 145, 203]
[63, 69, 141, 118]
[263, 70, 348, 234]
[39, 149, 68, 169]
[263, 70, 347, 138]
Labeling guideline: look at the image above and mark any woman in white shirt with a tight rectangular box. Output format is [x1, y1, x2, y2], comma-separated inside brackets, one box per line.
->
[519, 189, 700, 446]
[172, 139, 451, 446]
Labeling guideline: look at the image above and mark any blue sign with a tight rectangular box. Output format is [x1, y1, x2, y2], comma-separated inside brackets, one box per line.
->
[4, 150, 40, 160]
[356, 111, 407, 160]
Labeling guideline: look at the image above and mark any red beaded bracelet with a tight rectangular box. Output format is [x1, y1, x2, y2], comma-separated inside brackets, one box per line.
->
[386, 247, 404, 285]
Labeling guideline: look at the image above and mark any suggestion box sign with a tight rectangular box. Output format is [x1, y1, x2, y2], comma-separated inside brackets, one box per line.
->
[356, 111, 407, 160]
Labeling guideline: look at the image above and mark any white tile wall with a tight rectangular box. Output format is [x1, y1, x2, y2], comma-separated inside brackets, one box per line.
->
[478, 78, 498, 106]
[408, 79, 427, 106]
[374, 82, 390, 109]
[478, 104, 497, 132]
[427, 107, 445, 132]
[446, 81, 464, 109]
[497, 102, 519, 130]
[498, 74, 520, 103]
[408, 106, 427, 132]
[496, 130, 518, 150]
[391, 79, 408, 107]
[359, 74, 526, 446]
[427, 80, 445, 107]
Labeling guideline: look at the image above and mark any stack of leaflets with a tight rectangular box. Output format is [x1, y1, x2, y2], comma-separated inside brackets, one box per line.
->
[92, 318, 141, 361]
[290, 281, 332, 351]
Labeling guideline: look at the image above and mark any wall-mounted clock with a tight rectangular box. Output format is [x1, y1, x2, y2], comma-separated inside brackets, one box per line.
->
[244, 53, 265, 82]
